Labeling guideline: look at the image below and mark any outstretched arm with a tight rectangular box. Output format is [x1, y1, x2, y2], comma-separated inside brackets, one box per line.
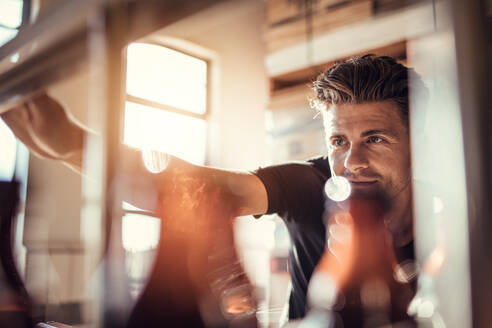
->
[1, 94, 85, 172]
[1, 93, 268, 216]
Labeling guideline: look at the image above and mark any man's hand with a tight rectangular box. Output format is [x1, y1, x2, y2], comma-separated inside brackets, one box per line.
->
[1, 93, 85, 170]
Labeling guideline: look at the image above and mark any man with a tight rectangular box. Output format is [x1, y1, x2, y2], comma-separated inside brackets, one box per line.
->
[253, 55, 420, 323]
[1, 54, 424, 324]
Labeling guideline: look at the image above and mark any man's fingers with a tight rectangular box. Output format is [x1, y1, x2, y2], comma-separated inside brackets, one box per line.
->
[2, 115, 31, 144]
[1, 101, 63, 159]
[25, 96, 51, 131]
[30, 92, 67, 119]
[25, 100, 38, 123]
[2, 103, 26, 125]
[1, 104, 33, 140]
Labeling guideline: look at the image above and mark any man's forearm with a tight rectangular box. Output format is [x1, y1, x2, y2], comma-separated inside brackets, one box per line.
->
[2, 94, 266, 214]
[117, 148, 267, 216]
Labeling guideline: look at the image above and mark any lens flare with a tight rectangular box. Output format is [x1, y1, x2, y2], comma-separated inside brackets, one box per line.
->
[324, 176, 351, 202]
[418, 300, 436, 318]
[307, 272, 339, 310]
[141, 148, 169, 173]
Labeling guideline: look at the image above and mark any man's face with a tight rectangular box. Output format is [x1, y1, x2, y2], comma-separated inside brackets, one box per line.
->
[323, 101, 411, 200]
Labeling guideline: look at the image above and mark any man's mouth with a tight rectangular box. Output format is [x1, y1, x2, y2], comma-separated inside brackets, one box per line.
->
[348, 180, 378, 187]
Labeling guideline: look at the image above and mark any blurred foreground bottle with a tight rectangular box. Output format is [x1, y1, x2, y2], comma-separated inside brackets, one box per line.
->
[127, 178, 257, 328]
[289, 195, 416, 328]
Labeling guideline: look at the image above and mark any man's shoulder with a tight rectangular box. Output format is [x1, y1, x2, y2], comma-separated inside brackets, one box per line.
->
[305, 155, 329, 166]
[258, 155, 330, 178]
[254, 155, 330, 222]
[252, 155, 331, 192]
[306, 155, 331, 176]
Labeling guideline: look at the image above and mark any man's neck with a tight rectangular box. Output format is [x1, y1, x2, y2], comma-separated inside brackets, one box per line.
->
[385, 183, 414, 247]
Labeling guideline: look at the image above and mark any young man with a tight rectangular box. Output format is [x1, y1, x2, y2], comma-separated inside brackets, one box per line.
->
[1, 54, 424, 323]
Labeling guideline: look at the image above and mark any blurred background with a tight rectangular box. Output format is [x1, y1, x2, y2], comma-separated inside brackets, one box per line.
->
[1, 0, 491, 327]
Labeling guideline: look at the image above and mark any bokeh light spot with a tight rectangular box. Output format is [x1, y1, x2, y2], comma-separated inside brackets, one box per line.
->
[324, 176, 351, 202]
[141, 148, 170, 173]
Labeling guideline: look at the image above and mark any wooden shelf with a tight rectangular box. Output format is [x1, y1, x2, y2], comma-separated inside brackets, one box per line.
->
[270, 40, 407, 93]
[264, 0, 374, 53]
[265, 1, 435, 77]
[269, 84, 313, 110]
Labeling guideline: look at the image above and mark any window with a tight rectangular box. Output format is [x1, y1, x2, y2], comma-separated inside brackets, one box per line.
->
[0, 118, 17, 180]
[0, 0, 30, 48]
[123, 42, 209, 165]
[121, 43, 210, 292]
[0, 0, 30, 179]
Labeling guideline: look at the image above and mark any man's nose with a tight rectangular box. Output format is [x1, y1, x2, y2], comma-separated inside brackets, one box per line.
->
[344, 144, 369, 172]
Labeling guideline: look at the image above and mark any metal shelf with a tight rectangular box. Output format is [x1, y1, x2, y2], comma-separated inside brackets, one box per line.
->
[0, 0, 222, 114]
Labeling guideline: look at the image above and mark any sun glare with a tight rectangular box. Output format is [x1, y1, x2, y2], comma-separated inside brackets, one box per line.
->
[126, 43, 207, 115]
[123, 101, 206, 164]
[122, 42, 208, 253]
[122, 213, 160, 252]
[0, 0, 23, 29]
[0, 118, 17, 180]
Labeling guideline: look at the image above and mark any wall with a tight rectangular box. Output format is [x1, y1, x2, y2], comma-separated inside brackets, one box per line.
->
[156, 0, 269, 170]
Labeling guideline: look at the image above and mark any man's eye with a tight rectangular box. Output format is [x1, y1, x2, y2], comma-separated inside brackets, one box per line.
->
[332, 138, 346, 147]
[368, 136, 384, 144]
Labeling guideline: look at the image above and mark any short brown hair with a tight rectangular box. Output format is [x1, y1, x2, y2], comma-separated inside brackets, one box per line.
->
[312, 54, 425, 125]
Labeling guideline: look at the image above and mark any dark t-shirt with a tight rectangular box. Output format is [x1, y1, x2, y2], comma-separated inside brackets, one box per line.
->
[253, 156, 416, 321]
[254, 156, 331, 319]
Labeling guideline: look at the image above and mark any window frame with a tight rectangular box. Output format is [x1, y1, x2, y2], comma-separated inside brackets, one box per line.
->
[124, 40, 212, 165]
[0, 0, 31, 42]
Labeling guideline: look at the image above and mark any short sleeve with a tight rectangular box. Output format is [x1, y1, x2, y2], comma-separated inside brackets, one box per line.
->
[252, 158, 330, 223]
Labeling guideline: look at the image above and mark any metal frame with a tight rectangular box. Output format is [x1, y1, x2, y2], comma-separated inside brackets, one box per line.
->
[409, 1, 492, 327]
[126, 94, 209, 121]
[0, 0, 224, 114]
[450, 0, 492, 327]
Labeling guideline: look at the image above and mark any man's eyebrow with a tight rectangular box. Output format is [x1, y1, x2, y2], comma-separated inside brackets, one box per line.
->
[361, 129, 398, 139]
[328, 134, 345, 139]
